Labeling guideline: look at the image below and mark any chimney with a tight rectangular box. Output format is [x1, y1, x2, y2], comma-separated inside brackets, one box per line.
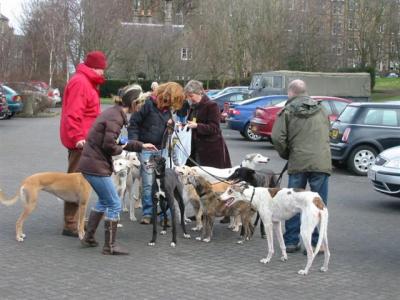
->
[164, 0, 172, 25]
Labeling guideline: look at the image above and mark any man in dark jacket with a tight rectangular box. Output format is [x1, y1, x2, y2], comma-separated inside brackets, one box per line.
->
[271, 79, 332, 253]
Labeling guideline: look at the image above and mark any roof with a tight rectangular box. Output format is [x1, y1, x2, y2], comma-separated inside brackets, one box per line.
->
[0, 13, 9, 22]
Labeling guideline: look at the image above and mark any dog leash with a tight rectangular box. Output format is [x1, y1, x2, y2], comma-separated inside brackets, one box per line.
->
[276, 162, 288, 186]
[172, 127, 232, 184]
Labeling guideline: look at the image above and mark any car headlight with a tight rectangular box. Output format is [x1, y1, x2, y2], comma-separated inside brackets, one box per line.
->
[384, 158, 400, 169]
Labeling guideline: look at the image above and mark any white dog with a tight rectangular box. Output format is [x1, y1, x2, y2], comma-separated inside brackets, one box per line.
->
[112, 151, 141, 221]
[191, 153, 270, 184]
[220, 183, 330, 275]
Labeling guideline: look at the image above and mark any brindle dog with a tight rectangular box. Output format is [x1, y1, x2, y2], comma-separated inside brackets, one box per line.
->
[188, 175, 256, 243]
[148, 155, 190, 247]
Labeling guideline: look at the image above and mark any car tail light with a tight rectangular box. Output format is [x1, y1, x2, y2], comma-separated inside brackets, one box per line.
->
[12, 95, 21, 102]
[342, 128, 351, 143]
[229, 108, 240, 116]
[255, 108, 263, 117]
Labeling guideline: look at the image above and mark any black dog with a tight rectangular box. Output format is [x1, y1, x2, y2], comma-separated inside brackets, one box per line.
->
[227, 167, 279, 188]
[227, 167, 280, 238]
[148, 155, 190, 247]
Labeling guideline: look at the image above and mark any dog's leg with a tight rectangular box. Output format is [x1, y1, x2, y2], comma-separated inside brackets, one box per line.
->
[134, 178, 142, 209]
[259, 220, 274, 264]
[190, 197, 202, 231]
[321, 233, 330, 273]
[127, 175, 137, 221]
[202, 215, 214, 243]
[159, 197, 168, 235]
[167, 194, 177, 247]
[174, 189, 190, 240]
[15, 187, 37, 242]
[273, 221, 287, 262]
[319, 210, 330, 273]
[298, 219, 316, 275]
[196, 213, 209, 241]
[148, 192, 158, 246]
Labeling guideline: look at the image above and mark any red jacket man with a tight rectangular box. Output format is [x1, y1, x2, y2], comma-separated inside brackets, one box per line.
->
[59, 50, 107, 237]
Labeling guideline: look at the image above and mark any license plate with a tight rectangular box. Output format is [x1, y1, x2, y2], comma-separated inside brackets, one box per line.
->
[330, 129, 338, 139]
[368, 169, 376, 180]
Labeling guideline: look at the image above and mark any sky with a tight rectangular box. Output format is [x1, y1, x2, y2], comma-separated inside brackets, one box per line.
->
[1, 0, 24, 33]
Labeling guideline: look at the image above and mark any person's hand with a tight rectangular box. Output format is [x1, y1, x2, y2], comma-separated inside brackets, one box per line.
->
[167, 118, 174, 125]
[76, 140, 86, 149]
[142, 143, 158, 151]
[187, 121, 198, 129]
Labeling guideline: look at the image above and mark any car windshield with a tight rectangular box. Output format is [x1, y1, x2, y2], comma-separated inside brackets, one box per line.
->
[337, 106, 358, 123]
[274, 100, 287, 108]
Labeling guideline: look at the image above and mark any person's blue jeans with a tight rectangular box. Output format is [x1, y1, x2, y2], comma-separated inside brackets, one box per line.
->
[284, 172, 329, 247]
[83, 174, 121, 221]
[139, 149, 169, 219]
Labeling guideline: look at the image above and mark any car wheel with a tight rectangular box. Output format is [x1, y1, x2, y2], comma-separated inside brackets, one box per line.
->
[0, 113, 8, 120]
[347, 145, 377, 176]
[243, 123, 262, 141]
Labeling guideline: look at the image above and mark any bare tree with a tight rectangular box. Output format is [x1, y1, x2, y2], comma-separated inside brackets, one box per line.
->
[350, 0, 387, 69]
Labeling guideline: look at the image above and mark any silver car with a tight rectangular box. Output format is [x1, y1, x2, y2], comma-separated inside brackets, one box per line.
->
[368, 146, 400, 197]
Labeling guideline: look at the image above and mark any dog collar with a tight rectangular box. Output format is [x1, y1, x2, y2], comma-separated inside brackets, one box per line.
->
[198, 191, 207, 198]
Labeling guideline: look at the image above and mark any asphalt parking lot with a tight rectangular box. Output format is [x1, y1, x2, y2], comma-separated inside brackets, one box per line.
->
[0, 108, 399, 300]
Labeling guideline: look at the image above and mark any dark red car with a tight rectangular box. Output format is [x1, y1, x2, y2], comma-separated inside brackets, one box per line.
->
[249, 96, 352, 141]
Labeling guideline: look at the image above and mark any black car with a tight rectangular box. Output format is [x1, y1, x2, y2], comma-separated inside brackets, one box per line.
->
[330, 102, 400, 176]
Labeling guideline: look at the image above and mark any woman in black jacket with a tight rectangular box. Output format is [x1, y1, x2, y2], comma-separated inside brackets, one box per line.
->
[127, 82, 184, 225]
[78, 84, 157, 255]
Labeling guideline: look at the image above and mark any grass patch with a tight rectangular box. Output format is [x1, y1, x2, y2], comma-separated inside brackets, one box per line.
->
[372, 78, 400, 102]
[101, 97, 114, 105]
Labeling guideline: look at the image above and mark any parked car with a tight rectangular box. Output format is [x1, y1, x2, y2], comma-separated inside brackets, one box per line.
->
[30, 81, 61, 107]
[5, 82, 54, 109]
[211, 91, 251, 112]
[48, 87, 61, 106]
[386, 72, 399, 78]
[250, 96, 352, 141]
[0, 89, 10, 120]
[226, 95, 287, 141]
[368, 146, 400, 198]
[206, 89, 220, 97]
[330, 102, 400, 176]
[0, 84, 23, 118]
[210, 86, 249, 99]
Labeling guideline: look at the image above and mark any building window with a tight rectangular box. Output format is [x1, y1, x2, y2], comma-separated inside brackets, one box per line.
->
[348, 19, 354, 31]
[336, 43, 342, 56]
[288, 0, 294, 10]
[333, 2, 343, 15]
[332, 22, 342, 35]
[348, 0, 358, 11]
[181, 48, 192, 60]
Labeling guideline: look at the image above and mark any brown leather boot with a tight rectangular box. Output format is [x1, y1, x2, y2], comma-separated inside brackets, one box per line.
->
[102, 220, 129, 255]
[62, 202, 79, 237]
[81, 210, 104, 247]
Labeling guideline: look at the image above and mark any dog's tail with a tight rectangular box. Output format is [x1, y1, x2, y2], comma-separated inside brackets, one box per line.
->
[0, 187, 20, 206]
[313, 208, 328, 256]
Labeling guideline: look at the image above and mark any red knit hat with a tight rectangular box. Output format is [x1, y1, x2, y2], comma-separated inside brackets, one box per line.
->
[84, 51, 107, 69]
